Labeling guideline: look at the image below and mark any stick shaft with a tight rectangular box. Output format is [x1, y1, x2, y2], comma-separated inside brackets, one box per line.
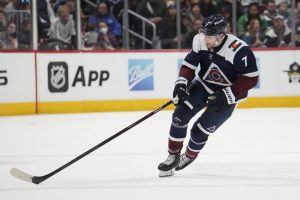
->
[33, 100, 173, 184]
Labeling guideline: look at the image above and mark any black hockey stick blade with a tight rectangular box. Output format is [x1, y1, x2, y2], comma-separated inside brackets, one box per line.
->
[10, 99, 174, 184]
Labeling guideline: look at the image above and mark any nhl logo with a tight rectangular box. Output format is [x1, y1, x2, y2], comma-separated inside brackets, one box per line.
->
[51, 66, 66, 89]
[48, 62, 69, 93]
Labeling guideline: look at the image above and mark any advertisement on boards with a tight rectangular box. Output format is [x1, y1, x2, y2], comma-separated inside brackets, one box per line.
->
[37, 52, 179, 102]
[0, 53, 35, 103]
[38, 53, 113, 101]
[128, 59, 154, 91]
[2, 50, 299, 105]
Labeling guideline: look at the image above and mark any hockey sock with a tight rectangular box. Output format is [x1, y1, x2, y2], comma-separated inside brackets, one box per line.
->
[168, 137, 184, 154]
[186, 146, 199, 158]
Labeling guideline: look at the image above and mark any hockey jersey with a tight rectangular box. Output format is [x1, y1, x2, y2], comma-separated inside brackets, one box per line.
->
[181, 33, 259, 103]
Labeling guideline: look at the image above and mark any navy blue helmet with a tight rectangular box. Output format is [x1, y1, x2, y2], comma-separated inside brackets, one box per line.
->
[201, 14, 227, 36]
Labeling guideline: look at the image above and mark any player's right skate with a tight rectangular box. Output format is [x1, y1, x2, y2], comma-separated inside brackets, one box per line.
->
[175, 153, 196, 171]
[158, 153, 180, 177]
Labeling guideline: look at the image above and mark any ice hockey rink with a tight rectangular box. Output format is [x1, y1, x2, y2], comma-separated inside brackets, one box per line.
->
[1, 107, 300, 200]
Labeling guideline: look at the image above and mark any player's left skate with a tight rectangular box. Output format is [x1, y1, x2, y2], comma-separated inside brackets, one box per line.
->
[175, 153, 196, 171]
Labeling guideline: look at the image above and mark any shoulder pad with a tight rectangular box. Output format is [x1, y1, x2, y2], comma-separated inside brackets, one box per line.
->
[192, 33, 207, 52]
[217, 34, 248, 64]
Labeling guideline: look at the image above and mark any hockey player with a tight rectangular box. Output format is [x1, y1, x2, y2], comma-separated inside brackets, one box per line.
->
[158, 14, 259, 177]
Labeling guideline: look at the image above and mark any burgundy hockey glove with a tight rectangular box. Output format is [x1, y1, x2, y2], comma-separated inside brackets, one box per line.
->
[173, 77, 189, 105]
[207, 87, 236, 112]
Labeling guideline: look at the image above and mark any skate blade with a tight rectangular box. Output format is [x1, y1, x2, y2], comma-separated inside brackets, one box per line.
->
[159, 169, 175, 177]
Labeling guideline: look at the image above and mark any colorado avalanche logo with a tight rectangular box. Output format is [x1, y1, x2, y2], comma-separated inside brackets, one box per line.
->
[203, 63, 232, 86]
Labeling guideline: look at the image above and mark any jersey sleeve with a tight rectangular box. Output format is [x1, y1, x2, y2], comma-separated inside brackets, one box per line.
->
[231, 46, 259, 100]
[179, 65, 195, 83]
[233, 46, 258, 75]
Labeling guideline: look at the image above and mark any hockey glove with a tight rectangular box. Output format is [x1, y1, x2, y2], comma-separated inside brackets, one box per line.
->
[173, 77, 189, 105]
[207, 87, 236, 112]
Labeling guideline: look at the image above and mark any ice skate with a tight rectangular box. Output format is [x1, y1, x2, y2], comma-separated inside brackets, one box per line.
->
[158, 153, 180, 177]
[175, 153, 196, 171]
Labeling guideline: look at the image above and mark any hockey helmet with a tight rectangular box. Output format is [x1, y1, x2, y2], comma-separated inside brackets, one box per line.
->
[201, 14, 227, 36]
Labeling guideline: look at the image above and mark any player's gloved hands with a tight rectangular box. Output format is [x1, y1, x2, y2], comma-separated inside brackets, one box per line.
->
[173, 77, 189, 105]
[207, 87, 236, 112]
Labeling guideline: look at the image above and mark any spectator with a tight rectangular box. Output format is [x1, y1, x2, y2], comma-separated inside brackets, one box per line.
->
[136, 0, 166, 35]
[49, 0, 57, 9]
[3, 0, 19, 11]
[180, 0, 192, 13]
[64, 0, 76, 19]
[125, 0, 142, 32]
[296, 26, 300, 47]
[263, 0, 277, 27]
[296, 1, 300, 28]
[178, 0, 200, 32]
[53, 0, 75, 15]
[37, 0, 55, 43]
[242, 18, 264, 48]
[84, 23, 98, 49]
[188, 3, 204, 23]
[182, 18, 202, 48]
[277, 1, 291, 27]
[96, 20, 119, 50]
[274, 0, 291, 5]
[49, 5, 76, 46]
[220, 3, 233, 34]
[3, 0, 20, 22]
[237, 2, 268, 38]
[81, 0, 95, 16]
[160, 2, 186, 49]
[0, 0, 9, 8]
[263, 15, 291, 47]
[182, 3, 203, 33]
[135, 0, 166, 48]
[240, 0, 257, 8]
[174, 0, 195, 22]
[189, 0, 200, 4]
[128, 0, 140, 11]
[6, 21, 17, 35]
[18, 18, 31, 49]
[219, 0, 243, 19]
[107, 0, 124, 23]
[0, 10, 7, 41]
[180, 1, 192, 33]
[53, 0, 64, 12]
[80, 7, 89, 34]
[18, 0, 30, 10]
[1, 22, 17, 49]
[199, 0, 216, 18]
[52, 0, 76, 21]
[296, 0, 300, 45]
[88, 2, 121, 38]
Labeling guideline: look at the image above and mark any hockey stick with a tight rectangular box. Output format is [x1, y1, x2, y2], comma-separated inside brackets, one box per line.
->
[10, 99, 174, 184]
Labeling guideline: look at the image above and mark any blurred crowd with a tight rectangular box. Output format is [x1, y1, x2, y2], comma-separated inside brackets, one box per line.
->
[0, 0, 300, 50]
[0, 0, 31, 49]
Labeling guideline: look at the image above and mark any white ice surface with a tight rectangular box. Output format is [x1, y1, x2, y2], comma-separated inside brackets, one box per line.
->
[0, 108, 300, 200]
